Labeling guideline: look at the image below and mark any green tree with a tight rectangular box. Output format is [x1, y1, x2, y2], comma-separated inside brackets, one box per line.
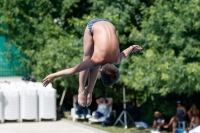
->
[1, 0, 200, 102]
[120, 0, 200, 96]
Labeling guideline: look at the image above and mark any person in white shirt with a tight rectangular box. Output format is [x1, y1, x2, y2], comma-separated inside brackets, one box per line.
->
[94, 97, 112, 119]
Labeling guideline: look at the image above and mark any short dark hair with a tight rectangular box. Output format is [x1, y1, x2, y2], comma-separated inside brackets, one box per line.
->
[100, 63, 119, 86]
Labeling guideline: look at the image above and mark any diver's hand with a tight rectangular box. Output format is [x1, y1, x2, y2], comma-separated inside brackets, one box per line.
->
[132, 45, 142, 52]
[42, 74, 55, 87]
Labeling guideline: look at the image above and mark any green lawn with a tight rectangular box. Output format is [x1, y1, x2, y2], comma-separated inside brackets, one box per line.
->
[64, 112, 169, 133]
[80, 121, 149, 133]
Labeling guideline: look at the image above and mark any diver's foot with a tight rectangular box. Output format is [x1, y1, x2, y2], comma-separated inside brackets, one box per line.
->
[78, 89, 87, 107]
[86, 92, 92, 107]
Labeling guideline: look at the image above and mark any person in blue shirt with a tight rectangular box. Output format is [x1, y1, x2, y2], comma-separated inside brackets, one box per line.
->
[73, 95, 88, 118]
[164, 101, 187, 133]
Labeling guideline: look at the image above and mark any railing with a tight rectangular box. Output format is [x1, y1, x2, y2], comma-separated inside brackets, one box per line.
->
[0, 64, 28, 76]
[0, 36, 28, 76]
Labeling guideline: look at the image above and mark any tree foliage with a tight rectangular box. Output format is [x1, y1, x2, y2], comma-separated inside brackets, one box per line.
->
[120, 0, 200, 96]
[0, 0, 200, 101]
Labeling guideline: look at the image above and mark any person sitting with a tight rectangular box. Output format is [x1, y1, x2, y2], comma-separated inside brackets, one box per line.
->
[152, 111, 167, 131]
[94, 97, 112, 119]
[164, 101, 187, 133]
[187, 103, 200, 131]
[73, 95, 88, 118]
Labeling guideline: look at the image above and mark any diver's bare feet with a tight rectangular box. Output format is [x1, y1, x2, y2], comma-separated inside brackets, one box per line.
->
[86, 92, 92, 107]
[78, 88, 87, 107]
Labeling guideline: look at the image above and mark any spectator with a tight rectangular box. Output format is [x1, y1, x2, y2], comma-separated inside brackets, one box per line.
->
[73, 95, 88, 118]
[187, 103, 200, 131]
[94, 97, 112, 119]
[152, 111, 167, 131]
[164, 101, 187, 133]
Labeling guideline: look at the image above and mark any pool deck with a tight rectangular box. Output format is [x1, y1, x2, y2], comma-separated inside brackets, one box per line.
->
[0, 119, 109, 133]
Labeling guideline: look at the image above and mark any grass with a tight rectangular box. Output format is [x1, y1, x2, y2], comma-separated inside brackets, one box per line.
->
[79, 121, 149, 133]
[64, 111, 169, 133]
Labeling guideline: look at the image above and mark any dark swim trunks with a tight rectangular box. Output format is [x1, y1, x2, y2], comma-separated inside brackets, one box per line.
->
[87, 18, 110, 36]
[95, 111, 104, 118]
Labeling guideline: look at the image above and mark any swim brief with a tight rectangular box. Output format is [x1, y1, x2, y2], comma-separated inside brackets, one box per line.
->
[95, 111, 104, 118]
[87, 18, 110, 36]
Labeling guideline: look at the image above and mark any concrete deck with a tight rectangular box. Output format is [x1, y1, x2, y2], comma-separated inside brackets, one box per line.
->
[0, 119, 109, 133]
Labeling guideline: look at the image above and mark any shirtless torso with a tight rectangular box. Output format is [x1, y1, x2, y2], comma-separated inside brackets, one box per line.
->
[83, 20, 121, 67]
[91, 21, 120, 64]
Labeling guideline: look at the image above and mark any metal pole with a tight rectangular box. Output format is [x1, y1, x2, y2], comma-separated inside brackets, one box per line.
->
[58, 89, 66, 112]
[123, 86, 127, 129]
[123, 86, 126, 109]
[114, 85, 134, 128]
